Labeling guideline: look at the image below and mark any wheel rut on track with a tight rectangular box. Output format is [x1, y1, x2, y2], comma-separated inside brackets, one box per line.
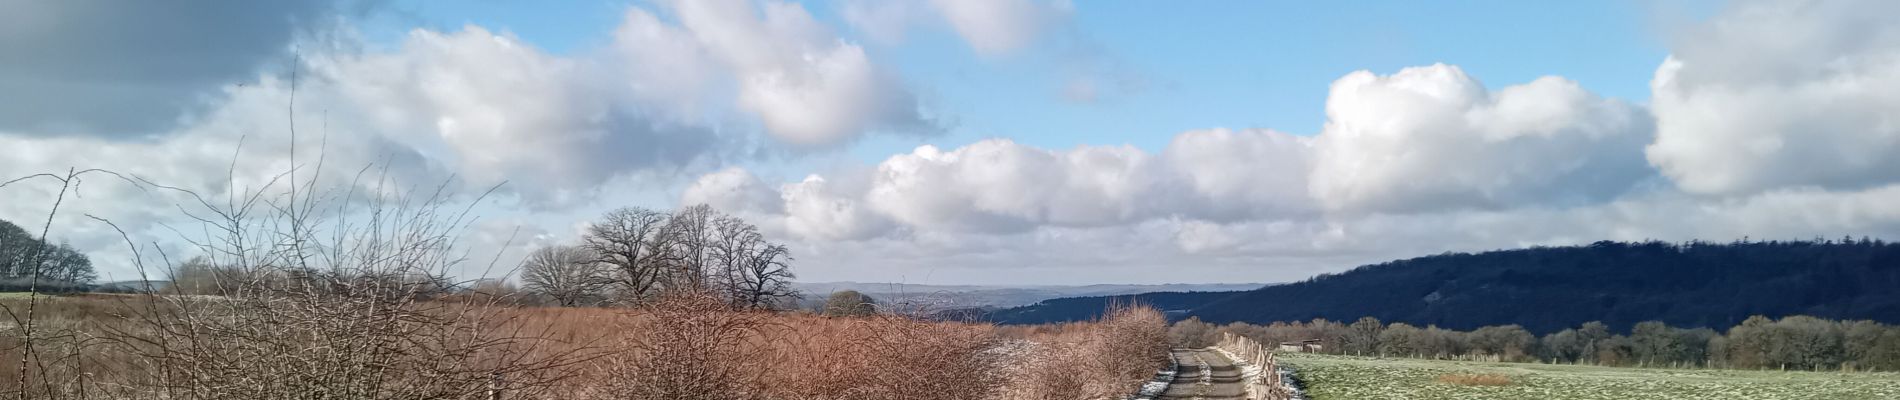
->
[1157, 348, 1247, 399]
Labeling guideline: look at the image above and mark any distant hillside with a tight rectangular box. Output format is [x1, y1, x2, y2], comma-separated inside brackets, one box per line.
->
[984, 290, 1245, 324]
[997, 239, 1900, 333]
[790, 282, 1264, 310]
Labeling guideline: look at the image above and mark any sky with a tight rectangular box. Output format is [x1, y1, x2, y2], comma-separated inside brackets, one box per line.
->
[4, 0, 1899, 285]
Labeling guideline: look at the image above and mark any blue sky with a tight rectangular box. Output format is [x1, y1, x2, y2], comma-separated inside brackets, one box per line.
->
[368, 0, 1701, 157]
[7, 0, 1900, 285]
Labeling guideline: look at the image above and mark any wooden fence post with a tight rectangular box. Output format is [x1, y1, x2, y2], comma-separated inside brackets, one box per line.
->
[487, 372, 503, 400]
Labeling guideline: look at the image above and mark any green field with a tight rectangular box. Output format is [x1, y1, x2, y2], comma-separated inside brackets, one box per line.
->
[1280, 353, 1900, 400]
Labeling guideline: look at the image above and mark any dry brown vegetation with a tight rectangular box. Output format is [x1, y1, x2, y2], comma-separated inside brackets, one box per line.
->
[4, 292, 1172, 400]
[1002, 306, 1172, 400]
[1436, 373, 1514, 386]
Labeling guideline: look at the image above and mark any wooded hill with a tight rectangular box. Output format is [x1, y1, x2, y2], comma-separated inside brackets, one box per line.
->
[993, 239, 1900, 334]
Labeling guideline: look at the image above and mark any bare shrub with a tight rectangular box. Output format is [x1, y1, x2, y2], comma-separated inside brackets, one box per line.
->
[1, 158, 592, 400]
[1089, 305, 1173, 394]
[1005, 342, 1092, 400]
[1001, 305, 1173, 400]
[765, 314, 1004, 400]
[586, 292, 769, 400]
[86, 177, 588, 400]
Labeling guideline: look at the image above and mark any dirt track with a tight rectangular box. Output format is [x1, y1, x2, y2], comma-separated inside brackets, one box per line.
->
[1158, 348, 1246, 399]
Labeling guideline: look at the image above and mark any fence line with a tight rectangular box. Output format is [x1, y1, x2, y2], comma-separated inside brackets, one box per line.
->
[1216, 332, 1295, 400]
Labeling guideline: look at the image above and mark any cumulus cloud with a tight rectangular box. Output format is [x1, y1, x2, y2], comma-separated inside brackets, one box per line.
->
[670, 0, 935, 146]
[682, 47, 1900, 283]
[866, 140, 1166, 232]
[686, 131, 1314, 241]
[1309, 64, 1656, 214]
[610, 8, 721, 121]
[1163, 128, 1315, 220]
[1647, 0, 1900, 195]
[2, 0, 937, 277]
[325, 26, 719, 202]
[0, 0, 347, 137]
[681, 167, 783, 215]
[783, 174, 894, 241]
[687, 62, 1661, 243]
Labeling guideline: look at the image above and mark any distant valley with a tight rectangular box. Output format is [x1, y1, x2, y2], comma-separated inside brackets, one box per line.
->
[790, 281, 1265, 310]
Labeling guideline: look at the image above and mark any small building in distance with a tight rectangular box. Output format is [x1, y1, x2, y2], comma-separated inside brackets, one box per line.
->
[1278, 339, 1324, 353]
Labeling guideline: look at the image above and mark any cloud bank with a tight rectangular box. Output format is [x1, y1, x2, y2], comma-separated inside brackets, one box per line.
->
[681, 0, 1900, 282]
[0, 0, 931, 279]
[7, 0, 1900, 284]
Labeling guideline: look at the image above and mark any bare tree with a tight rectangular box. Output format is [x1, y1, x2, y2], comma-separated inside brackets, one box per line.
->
[521, 245, 612, 307]
[582, 207, 671, 301]
[733, 236, 795, 309]
[663, 204, 716, 291]
[700, 213, 796, 309]
[580, 205, 797, 309]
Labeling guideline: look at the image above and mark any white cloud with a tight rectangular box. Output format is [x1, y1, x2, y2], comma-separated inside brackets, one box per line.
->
[699, 65, 1658, 243]
[1310, 64, 1655, 214]
[783, 173, 894, 241]
[864, 140, 1169, 232]
[611, 8, 721, 120]
[681, 48, 1900, 283]
[1163, 128, 1315, 220]
[699, 131, 1313, 242]
[16, 0, 1900, 286]
[840, 0, 921, 45]
[681, 167, 783, 215]
[2, 0, 937, 277]
[670, 0, 935, 146]
[840, 0, 1070, 57]
[1647, 0, 1900, 195]
[327, 26, 719, 203]
[927, 0, 1069, 56]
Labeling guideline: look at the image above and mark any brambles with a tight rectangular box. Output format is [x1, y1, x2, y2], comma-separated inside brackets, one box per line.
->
[1000, 305, 1174, 400]
[586, 292, 769, 400]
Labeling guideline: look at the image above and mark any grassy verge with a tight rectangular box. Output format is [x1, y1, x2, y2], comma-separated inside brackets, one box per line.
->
[1280, 352, 1900, 400]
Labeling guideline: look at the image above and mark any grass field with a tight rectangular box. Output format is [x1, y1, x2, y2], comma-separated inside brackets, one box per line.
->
[1280, 353, 1900, 400]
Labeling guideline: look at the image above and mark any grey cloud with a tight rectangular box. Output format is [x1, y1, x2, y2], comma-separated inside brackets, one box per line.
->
[0, 0, 357, 137]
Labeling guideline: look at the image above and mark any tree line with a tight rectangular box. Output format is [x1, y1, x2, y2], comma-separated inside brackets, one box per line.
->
[0, 218, 95, 291]
[519, 204, 798, 309]
[1172, 314, 1900, 371]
